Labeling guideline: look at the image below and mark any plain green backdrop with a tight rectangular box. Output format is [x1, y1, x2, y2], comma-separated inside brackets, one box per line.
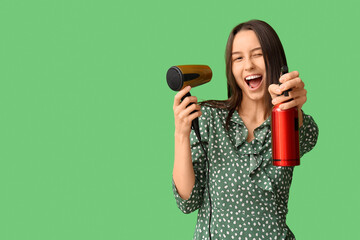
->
[0, 0, 359, 239]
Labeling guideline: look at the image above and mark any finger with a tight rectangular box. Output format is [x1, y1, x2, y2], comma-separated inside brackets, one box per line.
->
[279, 71, 300, 83]
[271, 88, 306, 105]
[279, 77, 304, 92]
[173, 86, 191, 107]
[178, 96, 198, 109]
[268, 84, 281, 99]
[180, 103, 201, 118]
[178, 110, 202, 127]
[187, 110, 202, 122]
[272, 95, 290, 106]
[279, 95, 307, 110]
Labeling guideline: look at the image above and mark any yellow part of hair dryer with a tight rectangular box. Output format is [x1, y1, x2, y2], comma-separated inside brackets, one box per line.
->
[166, 65, 212, 91]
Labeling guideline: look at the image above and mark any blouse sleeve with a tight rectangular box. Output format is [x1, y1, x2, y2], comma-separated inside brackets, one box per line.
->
[172, 106, 210, 214]
[299, 111, 319, 157]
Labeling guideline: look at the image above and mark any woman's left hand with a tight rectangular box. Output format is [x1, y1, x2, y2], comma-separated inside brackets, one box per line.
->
[268, 70, 307, 126]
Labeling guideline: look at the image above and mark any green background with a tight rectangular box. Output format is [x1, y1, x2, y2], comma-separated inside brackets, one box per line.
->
[0, 0, 359, 239]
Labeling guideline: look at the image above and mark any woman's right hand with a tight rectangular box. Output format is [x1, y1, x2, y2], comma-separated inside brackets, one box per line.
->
[173, 86, 202, 137]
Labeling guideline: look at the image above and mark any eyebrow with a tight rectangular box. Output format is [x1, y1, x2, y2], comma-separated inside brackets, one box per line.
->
[232, 47, 262, 55]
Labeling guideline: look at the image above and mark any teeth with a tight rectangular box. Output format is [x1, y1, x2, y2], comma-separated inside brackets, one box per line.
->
[245, 75, 262, 81]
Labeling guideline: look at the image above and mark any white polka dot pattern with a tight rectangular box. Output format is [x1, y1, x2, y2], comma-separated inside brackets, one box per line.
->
[172, 106, 319, 240]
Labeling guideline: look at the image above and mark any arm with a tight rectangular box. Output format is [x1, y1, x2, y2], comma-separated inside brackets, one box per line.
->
[172, 127, 208, 214]
[172, 86, 208, 213]
[299, 111, 319, 157]
[173, 132, 195, 200]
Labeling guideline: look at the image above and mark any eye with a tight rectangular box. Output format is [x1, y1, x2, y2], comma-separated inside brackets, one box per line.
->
[253, 53, 263, 57]
[233, 56, 243, 62]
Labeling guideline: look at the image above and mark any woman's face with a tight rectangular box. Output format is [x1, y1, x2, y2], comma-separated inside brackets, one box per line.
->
[231, 30, 267, 102]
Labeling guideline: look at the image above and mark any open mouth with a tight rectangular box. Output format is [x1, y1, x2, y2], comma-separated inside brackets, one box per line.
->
[245, 74, 263, 90]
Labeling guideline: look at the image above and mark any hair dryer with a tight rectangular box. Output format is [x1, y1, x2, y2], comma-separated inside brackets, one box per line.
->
[166, 65, 212, 136]
[271, 66, 300, 166]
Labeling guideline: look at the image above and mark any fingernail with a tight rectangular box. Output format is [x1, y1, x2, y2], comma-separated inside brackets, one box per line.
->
[280, 85, 284, 90]
[276, 88, 281, 94]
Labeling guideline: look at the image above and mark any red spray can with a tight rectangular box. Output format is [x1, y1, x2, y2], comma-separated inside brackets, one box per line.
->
[272, 66, 300, 167]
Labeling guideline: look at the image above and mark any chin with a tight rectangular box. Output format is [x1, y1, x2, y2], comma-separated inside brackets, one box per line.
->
[243, 87, 266, 102]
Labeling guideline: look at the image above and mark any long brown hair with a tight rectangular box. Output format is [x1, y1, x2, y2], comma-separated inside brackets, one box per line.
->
[202, 20, 287, 129]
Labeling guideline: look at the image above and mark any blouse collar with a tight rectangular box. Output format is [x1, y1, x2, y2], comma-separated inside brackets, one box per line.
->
[230, 111, 271, 148]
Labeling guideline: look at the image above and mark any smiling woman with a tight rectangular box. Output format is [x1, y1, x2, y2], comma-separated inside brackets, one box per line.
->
[232, 30, 267, 102]
[171, 20, 319, 240]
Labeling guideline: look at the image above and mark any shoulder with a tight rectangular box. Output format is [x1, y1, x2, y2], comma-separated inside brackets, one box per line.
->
[200, 105, 229, 121]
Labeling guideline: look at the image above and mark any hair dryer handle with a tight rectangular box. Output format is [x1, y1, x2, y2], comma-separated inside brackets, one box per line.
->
[181, 92, 201, 140]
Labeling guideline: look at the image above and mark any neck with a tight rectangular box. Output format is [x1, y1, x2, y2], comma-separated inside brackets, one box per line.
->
[237, 97, 268, 123]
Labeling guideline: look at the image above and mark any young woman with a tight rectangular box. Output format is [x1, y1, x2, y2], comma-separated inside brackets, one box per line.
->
[172, 20, 319, 240]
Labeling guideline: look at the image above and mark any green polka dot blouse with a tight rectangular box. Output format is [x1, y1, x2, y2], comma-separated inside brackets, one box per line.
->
[172, 106, 319, 240]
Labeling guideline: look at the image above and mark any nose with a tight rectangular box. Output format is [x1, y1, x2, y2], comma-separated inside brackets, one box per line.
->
[244, 58, 255, 71]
